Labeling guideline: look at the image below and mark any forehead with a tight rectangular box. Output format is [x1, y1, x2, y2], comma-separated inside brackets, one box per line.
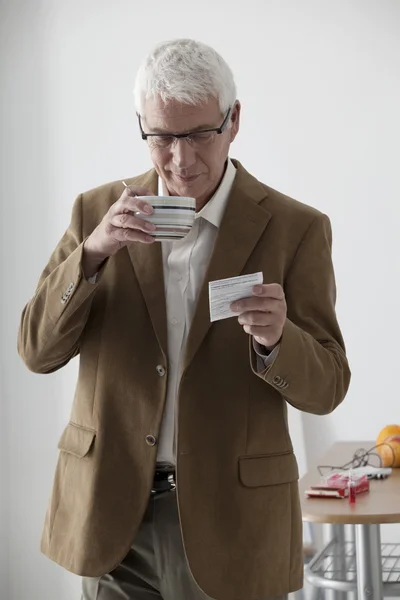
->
[142, 96, 222, 133]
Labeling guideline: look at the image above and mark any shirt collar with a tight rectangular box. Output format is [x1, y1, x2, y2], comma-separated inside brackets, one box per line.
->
[158, 158, 236, 229]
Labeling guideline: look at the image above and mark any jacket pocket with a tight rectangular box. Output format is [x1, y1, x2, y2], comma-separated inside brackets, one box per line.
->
[57, 422, 96, 458]
[239, 451, 299, 487]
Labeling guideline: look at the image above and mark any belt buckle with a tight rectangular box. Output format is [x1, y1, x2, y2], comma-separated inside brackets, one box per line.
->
[151, 472, 176, 495]
[167, 472, 176, 491]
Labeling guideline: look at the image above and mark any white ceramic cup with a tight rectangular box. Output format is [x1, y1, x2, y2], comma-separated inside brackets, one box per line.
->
[134, 195, 196, 241]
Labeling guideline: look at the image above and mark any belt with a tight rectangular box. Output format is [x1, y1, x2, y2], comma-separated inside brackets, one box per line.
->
[151, 465, 176, 494]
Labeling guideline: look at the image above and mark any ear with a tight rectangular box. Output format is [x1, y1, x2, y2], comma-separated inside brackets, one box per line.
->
[229, 100, 241, 142]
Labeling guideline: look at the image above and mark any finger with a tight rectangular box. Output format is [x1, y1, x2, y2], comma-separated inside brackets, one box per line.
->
[110, 224, 155, 244]
[252, 283, 285, 300]
[111, 190, 154, 217]
[238, 311, 274, 327]
[110, 196, 152, 218]
[242, 324, 279, 345]
[231, 297, 282, 314]
[123, 187, 155, 212]
[125, 195, 154, 216]
[109, 213, 156, 234]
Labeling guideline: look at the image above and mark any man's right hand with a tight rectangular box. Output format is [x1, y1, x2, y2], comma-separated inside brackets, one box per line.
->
[82, 185, 157, 278]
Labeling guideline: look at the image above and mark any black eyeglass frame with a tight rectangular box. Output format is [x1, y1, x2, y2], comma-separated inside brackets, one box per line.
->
[137, 107, 232, 142]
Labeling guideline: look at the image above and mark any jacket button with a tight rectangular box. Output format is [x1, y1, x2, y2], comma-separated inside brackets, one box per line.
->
[273, 375, 282, 385]
[156, 365, 166, 377]
[145, 435, 157, 446]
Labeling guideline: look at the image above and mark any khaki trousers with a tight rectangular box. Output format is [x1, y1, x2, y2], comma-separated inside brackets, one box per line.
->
[82, 488, 287, 600]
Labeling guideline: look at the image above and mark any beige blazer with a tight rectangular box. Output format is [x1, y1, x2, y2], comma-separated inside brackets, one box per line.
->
[18, 160, 350, 599]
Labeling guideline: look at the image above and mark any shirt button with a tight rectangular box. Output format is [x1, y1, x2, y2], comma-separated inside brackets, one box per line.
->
[145, 435, 157, 446]
[156, 365, 166, 377]
[171, 318, 178, 326]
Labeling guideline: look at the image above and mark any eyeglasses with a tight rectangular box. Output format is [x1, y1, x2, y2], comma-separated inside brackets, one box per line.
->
[138, 107, 231, 150]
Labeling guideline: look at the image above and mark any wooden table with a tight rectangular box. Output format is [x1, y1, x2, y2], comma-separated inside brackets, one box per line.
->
[299, 442, 400, 600]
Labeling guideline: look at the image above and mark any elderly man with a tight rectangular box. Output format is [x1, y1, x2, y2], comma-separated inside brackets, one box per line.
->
[18, 39, 350, 600]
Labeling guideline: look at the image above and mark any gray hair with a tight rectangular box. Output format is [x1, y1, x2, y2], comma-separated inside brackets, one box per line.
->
[134, 39, 237, 116]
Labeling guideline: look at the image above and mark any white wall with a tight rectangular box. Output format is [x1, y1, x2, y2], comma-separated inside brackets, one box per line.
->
[1, 0, 400, 598]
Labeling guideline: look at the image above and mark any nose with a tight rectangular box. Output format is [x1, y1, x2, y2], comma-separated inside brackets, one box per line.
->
[171, 138, 196, 170]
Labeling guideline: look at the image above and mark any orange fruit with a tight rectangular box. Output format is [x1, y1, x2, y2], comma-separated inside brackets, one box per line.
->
[376, 425, 400, 467]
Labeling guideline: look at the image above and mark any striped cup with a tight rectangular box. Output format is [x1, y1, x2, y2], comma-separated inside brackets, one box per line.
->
[134, 195, 196, 241]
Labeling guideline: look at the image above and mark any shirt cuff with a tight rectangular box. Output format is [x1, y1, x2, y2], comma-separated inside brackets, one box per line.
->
[253, 339, 280, 372]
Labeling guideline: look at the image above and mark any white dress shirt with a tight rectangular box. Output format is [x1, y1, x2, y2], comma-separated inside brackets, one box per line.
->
[157, 159, 277, 466]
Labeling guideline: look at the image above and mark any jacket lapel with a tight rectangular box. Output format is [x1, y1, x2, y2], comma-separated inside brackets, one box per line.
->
[125, 169, 169, 357]
[182, 161, 272, 372]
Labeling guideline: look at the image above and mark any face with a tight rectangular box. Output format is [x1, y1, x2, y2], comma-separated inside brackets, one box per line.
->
[141, 96, 240, 210]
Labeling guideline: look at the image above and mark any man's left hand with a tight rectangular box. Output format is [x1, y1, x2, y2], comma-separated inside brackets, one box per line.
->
[231, 284, 287, 351]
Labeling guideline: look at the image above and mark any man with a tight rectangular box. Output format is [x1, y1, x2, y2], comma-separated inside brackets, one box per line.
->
[18, 39, 350, 600]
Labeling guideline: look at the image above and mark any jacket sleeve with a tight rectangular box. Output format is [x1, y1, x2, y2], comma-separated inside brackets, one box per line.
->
[18, 193, 106, 374]
[250, 213, 351, 415]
